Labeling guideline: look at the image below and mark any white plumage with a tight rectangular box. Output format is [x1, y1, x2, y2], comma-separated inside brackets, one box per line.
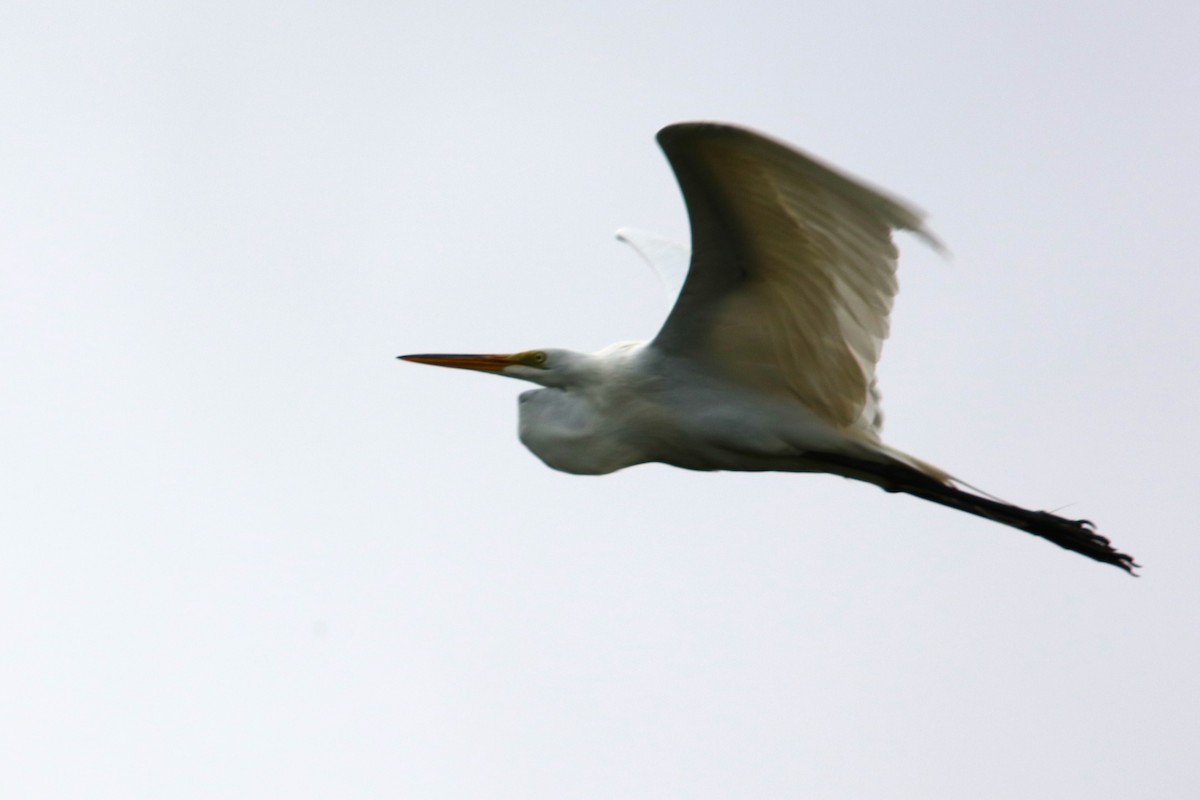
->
[401, 122, 1136, 573]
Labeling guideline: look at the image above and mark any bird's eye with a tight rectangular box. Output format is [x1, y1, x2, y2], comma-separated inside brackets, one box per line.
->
[527, 351, 548, 367]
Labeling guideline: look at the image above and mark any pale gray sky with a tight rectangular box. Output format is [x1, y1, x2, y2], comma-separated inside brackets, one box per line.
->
[3, 1, 1198, 797]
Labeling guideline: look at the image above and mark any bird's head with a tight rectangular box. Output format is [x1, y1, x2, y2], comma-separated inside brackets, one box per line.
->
[398, 348, 580, 388]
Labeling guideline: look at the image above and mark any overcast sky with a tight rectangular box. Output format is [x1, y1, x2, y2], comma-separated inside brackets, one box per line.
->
[3, 1, 1199, 797]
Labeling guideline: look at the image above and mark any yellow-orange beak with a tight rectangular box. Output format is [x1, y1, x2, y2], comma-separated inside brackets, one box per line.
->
[397, 353, 515, 373]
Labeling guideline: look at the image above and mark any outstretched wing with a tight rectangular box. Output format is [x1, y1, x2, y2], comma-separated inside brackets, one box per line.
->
[615, 227, 690, 310]
[652, 122, 942, 432]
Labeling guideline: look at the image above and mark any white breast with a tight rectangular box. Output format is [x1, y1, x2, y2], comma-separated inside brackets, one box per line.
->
[517, 388, 651, 475]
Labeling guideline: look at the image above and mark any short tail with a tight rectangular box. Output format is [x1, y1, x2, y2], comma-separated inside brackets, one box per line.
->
[807, 452, 1139, 574]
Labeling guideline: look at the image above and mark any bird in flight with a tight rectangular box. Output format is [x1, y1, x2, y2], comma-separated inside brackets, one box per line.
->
[401, 122, 1137, 574]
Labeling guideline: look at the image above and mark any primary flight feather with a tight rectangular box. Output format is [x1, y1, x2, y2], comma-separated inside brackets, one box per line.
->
[401, 122, 1137, 574]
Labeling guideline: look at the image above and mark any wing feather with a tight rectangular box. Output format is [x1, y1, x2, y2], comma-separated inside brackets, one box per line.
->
[652, 122, 941, 432]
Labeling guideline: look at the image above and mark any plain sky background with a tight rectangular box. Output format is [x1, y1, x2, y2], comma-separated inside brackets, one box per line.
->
[3, 1, 1198, 797]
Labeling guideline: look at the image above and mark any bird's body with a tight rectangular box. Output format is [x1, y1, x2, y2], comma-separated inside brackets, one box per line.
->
[402, 122, 1137, 573]
[515, 342, 878, 476]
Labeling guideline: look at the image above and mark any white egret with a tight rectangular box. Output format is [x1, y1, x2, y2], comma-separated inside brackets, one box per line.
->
[401, 122, 1137, 573]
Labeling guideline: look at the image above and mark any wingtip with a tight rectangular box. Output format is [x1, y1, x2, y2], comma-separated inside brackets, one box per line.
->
[911, 225, 951, 258]
[656, 120, 763, 149]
